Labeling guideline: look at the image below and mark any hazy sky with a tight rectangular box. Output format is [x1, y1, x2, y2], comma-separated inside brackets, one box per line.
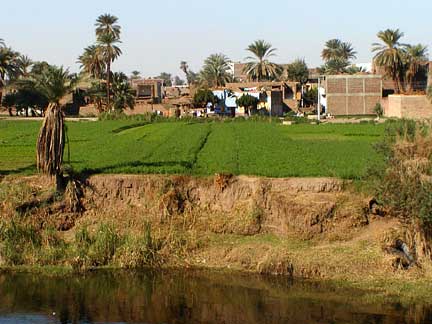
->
[1, 0, 431, 78]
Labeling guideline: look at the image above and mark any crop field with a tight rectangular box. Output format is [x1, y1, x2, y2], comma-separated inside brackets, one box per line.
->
[0, 119, 385, 178]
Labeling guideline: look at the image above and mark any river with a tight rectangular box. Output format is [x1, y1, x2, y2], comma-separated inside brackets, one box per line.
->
[0, 270, 430, 324]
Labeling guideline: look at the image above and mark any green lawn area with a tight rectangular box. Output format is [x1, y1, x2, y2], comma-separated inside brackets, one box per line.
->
[0, 120, 385, 178]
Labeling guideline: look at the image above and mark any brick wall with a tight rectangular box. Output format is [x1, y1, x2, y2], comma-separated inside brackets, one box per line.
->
[326, 75, 382, 115]
[386, 95, 432, 119]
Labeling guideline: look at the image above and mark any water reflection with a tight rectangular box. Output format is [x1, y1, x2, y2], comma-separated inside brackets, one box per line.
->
[0, 270, 430, 324]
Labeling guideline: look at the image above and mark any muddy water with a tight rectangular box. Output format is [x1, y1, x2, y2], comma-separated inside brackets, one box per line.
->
[0, 270, 430, 324]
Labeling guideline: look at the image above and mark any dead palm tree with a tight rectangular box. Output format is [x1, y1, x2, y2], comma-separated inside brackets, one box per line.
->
[404, 44, 428, 93]
[33, 65, 78, 192]
[95, 14, 121, 109]
[372, 29, 406, 94]
[244, 40, 282, 81]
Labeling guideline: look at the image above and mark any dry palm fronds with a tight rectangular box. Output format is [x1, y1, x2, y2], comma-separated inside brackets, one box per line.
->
[36, 103, 65, 176]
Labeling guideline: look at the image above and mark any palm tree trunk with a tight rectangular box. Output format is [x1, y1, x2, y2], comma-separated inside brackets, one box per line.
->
[36, 102, 66, 193]
[106, 58, 111, 110]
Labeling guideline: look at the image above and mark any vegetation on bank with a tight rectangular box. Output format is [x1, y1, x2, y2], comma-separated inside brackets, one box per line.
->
[0, 119, 384, 178]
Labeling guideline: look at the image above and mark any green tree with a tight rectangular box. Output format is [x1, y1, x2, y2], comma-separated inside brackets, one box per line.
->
[130, 70, 141, 80]
[200, 53, 231, 87]
[236, 94, 259, 115]
[17, 55, 33, 78]
[404, 44, 428, 93]
[78, 45, 106, 79]
[156, 72, 172, 86]
[193, 88, 217, 108]
[372, 29, 406, 94]
[0, 38, 5, 47]
[286, 58, 309, 84]
[244, 40, 282, 81]
[321, 39, 357, 75]
[111, 72, 135, 112]
[322, 39, 357, 62]
[95, 14, 122, 109]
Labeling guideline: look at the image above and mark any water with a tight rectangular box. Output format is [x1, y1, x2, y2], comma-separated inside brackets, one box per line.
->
[0, 270, 430, 324]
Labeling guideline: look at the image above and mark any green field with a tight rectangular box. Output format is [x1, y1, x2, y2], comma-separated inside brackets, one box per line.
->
[0, 120, 385, 178]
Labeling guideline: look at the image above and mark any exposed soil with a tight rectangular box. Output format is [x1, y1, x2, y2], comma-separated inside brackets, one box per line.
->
[1, 174, 430, 282]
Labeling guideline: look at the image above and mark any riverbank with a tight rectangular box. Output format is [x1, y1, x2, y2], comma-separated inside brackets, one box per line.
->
[1, 174, 431, 304]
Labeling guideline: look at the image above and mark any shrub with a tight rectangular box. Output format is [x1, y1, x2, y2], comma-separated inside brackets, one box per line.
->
[193, 88, 217, 108]
[373, 103, 384, 117]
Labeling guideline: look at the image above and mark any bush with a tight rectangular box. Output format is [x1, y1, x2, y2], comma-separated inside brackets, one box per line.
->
[193, 89, 217, 108]
[373, 103, 384, 117]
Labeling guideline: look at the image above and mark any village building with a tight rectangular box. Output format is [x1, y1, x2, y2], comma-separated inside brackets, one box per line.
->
[130, 79, 164, 103]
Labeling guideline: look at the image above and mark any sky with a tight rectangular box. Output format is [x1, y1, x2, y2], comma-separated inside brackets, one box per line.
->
[1, 0, 431, 78]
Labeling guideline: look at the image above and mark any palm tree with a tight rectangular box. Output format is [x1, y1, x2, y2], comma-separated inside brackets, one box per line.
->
[372, 29, 406, 94]
[322, 39, 357, 61]
[95, 14, 121, 39]
[200, 53, 231, 87]
[33, 65, 78, 192]
[17, 55, 33, 78]
[404, 44, 428, 93]
[180, 61, 190, 85]
[286, 58, 309, 84]
[0, 47, 20, 81]
[95, 14, 122, 109]
[130, 70, 141, 80]
[0, 38, 5, 47]
[111, 72, 135, 111]
[78, 45, 106, 79]
[244, 40, 282, 81]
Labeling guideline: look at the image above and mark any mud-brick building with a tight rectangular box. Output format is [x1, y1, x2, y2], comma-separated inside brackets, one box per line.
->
[131, 79, 164, 103]
[325, 75, 382, 115]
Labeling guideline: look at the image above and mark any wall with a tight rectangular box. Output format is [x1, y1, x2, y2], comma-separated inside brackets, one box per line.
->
[326, 75, 382, 115]
[386, 95, 432, 119]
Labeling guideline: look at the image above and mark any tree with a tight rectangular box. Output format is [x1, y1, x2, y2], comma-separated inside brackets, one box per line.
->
[322, 39, 357, 61]
[95, 14, 122, 109]
[320, 39, 357, 75]
[173, 76, 185, 86]
[17, 55, 33, 78]
[244, 40, 282, 81]
[30, 66, 78, 191]
[180, 61, 189, 84]
[319, 58, 350, 75]
[156, 72, 173, 86]
[130, 70, 141, 80]
[236, 94, 259, 116]
[200, 53, 231, 87]
[111, 72, 135, 111]
[372, 29, 406, 94]
[286, 58, 309, 84]
[0, 38, 5, 47]
[404, 44, 428, 93]
[78, 45, 106, 79]
[193, 88, 217, 108]
[0, 47, 20, 103]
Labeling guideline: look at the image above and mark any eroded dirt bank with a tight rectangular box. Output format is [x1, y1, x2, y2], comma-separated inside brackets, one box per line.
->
[0, 174, 430, 283]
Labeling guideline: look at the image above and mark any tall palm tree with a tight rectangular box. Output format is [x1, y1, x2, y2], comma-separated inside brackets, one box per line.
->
[111, 72, 135, 111]
[372, 29, 406, 94]
[0, 47, 20, 81]
[33, 66, 78, 192]
[404, 44, 428, 93]
[200, 53, 231, 87]
[180, 61, 189, 84]
[244, 40, 282, 81]
[0, 38, 5, 47]
[78, 45, 106, 79]
[95, 14, 121, 109]
[95, 14, 121, 39]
